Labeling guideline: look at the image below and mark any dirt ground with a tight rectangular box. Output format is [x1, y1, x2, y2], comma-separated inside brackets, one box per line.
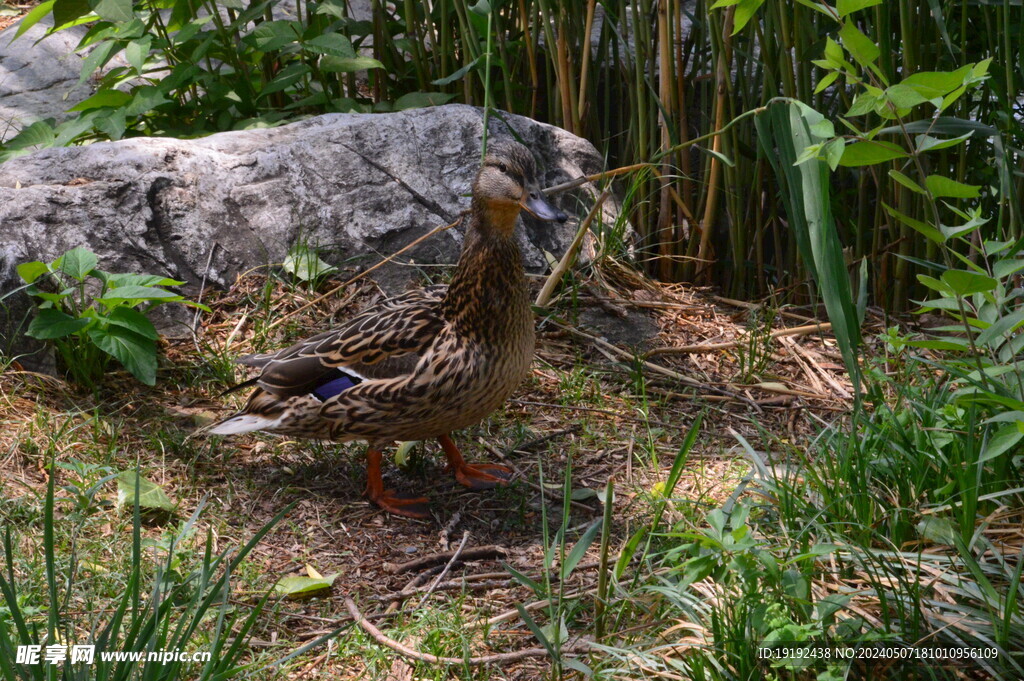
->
[0, 259, 855, 678]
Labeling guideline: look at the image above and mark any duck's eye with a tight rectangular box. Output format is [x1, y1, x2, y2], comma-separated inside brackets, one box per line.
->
[497, 162, 508, 173]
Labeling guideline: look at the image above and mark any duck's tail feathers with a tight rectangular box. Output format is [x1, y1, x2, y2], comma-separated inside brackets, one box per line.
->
[219, 376, 261, 397]
[207, 413, 281, 435]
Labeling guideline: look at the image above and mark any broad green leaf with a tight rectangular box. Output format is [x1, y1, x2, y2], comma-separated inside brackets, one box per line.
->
[980, 426, 1024, 463]
[274, 573, 338, 598]
[17, 261, 50, 284]
[245, 20, 299, 52]
[53, 0, 91, 27]
[393, 91, 456, 110]
[924, 175, 981, 199]
[902, 66, 971, 98]
[883, 83, 931, 110]
[88, 325, 157, 385]
[283, 247, 337, 282]
[259, 63, 311, 97]
[888, 170, 925, 194]
[27, 309, 90, 340]
[54, 247, 98, 281]
[125, 36, 152, 73]
[106, 306, 159, 340]
[823, 138, 844, 171]
[846, 93, 878, 116]
[77, 41, 118, 87]
[67, 90, 132, 112]
[993, 259, 1024, 279]
[302, 33, 356, 58]
[93, 0, 133, 22]
[837, 0, 881, 16]
[838, 140, 907, 167]
[96, 285, 181, 303]
[319, 56, 385, 73]
[918, 517, 957, 545]
[838, 22, 879, 68]
[116, 471, 175, 512]
[516, 605, 555, 658]
[125, 86, 170, 117]
[940, 269, 997, 296]
[102, 272, 185, 287]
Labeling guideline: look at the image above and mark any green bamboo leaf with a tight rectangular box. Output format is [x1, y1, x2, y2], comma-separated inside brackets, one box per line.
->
[561, 521, 601, 580]
[814, 71, 839, 95]
[885, 204, 944, 243]
[731, 0, 765, 33]
[837, 0, 882, 16]
[14, 0, 56, 38]
[915, 131, 972, 153]
[888, 170, 926, 195]
[924, 175, 981, 199]
[431, 56, 482, 86]
[975, 309, 1024, 349]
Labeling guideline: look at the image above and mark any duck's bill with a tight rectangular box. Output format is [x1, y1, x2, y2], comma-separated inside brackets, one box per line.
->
[523, 193, 569, 223]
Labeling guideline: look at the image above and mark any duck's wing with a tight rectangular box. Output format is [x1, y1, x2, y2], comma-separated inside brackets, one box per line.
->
[234, 286, 447, 399]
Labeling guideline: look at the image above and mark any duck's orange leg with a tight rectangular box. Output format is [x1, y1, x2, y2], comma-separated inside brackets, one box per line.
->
[364, 447, 430, 519]
[439, 435, 514, 490]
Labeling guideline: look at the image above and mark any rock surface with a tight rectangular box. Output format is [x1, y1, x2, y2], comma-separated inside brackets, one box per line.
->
[0, 104, 623, 370]
[0, 19, 91, 142]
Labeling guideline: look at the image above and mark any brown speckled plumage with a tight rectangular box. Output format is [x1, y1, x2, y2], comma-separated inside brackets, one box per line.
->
[209, 141, 568, 517]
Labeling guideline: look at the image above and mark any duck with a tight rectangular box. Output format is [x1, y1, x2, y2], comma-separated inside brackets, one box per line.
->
[209, 140, 568, 518]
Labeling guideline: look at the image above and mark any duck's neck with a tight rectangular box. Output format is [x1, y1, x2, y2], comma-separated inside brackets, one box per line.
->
[443, 210, 530, 344]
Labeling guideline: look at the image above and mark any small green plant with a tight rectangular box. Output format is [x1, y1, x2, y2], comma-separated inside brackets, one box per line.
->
[0, 460, 301, 681]
[282, 241, 338, 291]
[17, 246, 208, 387]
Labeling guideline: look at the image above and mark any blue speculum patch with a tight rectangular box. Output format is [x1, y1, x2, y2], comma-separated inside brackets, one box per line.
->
[312, 373, 360, 400]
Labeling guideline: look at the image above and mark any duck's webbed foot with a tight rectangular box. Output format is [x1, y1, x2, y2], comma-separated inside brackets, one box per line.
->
[364, 447, 431, 519]
[439, 435, 514, 491]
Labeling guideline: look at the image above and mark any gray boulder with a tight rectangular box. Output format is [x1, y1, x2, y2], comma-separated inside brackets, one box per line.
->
[0, 104, 623, 371]
[0, 19, 92, 142]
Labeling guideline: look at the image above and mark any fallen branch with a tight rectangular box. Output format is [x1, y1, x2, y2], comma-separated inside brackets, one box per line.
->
[416, 531, 470, 608]
[385, 545, 509, 575]
[345, 597, 570, 666]
[535, 189, 611, 307]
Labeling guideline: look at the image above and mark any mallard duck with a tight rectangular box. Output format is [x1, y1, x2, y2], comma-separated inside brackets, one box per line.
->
[209, 141, 568, 518]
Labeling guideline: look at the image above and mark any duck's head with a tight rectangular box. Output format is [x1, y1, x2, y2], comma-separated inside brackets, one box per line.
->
[472, 141, 568, 235]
